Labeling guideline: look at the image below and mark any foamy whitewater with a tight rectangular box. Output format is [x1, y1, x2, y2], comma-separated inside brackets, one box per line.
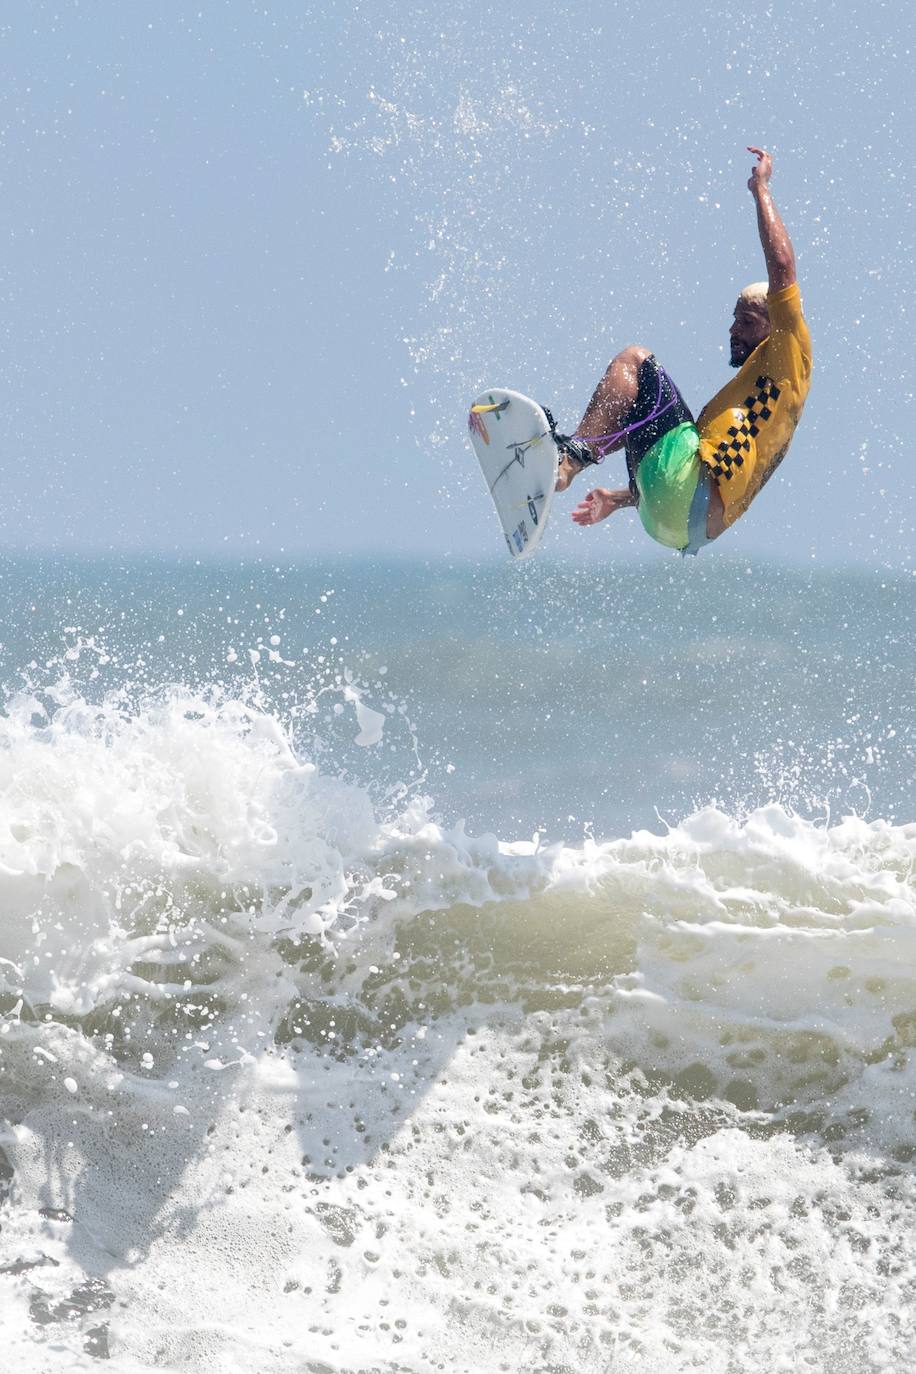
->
[0, 557, 914, 1371]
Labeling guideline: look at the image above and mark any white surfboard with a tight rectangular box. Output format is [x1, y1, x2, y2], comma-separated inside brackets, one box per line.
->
[467, 388, 559, 560]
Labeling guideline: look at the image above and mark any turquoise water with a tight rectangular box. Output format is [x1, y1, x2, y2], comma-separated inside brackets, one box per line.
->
[2, 554, 910, 835]
[1, 554, 914, 1372]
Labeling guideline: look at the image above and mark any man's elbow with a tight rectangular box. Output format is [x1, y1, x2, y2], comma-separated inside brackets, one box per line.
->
[770, 253, 796, 291]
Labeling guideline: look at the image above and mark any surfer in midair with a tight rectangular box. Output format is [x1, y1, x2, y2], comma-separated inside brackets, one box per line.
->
[553, 148, 812, 554]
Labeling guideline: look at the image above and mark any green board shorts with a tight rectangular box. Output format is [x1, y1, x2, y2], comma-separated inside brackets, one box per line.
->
[635, 421, 711, 555]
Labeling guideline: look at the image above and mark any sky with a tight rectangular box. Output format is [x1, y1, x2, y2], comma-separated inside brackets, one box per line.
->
[0, 0, 912, 565]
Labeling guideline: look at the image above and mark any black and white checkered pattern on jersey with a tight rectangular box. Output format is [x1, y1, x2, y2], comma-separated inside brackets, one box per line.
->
[709, 375, 781, 480]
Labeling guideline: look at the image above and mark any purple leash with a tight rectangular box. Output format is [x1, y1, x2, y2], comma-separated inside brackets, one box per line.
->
[573, 364, 678, 460]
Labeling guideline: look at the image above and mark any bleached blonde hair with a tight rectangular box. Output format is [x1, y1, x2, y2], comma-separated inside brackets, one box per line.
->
[739, 281, 769, 309]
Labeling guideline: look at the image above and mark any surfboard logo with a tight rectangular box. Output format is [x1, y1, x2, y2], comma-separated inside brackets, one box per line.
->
[488, 434, 548, 495]
[468, 409, 491, 444]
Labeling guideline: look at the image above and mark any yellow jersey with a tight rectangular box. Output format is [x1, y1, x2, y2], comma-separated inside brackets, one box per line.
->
[697, 283, 812, 527]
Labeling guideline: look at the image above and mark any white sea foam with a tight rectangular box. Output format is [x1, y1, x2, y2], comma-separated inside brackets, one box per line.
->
[1, 688, 915, 1370]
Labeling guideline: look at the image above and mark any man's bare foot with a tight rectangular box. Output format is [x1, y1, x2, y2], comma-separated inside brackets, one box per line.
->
[555, 454, 584, 492]
[554, 435, 597, 491]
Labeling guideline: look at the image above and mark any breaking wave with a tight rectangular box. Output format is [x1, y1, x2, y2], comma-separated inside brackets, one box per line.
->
[1, 687, 914, 1370]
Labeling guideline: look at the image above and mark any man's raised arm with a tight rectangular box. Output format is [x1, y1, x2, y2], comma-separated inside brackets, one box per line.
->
[747, 146, 796, 293]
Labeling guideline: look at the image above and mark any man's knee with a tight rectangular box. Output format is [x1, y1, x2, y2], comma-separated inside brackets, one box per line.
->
[612, 344, 651, 371]
[599, 345, 649, 406]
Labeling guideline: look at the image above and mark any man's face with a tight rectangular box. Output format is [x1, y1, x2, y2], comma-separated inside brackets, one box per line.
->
[729, 300, 770, 368]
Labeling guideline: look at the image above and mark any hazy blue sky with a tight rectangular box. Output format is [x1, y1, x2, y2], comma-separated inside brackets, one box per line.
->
[1, 0, 912, 564]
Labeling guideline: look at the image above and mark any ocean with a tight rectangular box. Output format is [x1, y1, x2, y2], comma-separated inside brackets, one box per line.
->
[0, 553, 914, 1372]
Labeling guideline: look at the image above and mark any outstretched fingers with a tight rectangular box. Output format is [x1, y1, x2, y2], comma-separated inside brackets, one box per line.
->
[572, 489, 611, 526]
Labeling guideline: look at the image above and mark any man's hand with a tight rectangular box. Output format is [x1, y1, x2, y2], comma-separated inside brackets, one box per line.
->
[747, 145, 773, 195]
[571, 487, 635, 526]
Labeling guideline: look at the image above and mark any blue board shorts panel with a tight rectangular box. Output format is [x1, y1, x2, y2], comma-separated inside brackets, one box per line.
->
[681, 467, 712, 556]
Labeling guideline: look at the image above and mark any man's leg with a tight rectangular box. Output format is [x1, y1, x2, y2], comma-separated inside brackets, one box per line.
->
[556, 345, 650, 491]
[705, 480, 727, 540]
